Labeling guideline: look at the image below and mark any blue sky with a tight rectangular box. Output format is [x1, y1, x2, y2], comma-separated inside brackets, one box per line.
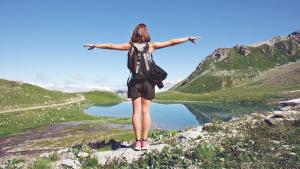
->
[0, 0, 299, 92]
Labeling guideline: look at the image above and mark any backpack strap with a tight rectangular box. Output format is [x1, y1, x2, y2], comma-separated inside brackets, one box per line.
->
[127, 72, 132, 86]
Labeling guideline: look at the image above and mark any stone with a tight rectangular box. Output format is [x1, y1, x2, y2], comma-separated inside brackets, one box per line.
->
[211, 48, 229, 61]
[239, 46, 250, 56]
[179, 126, 203, 140]
[57, 148, 70, 155]
[39, 152, 50, 158]
[77, 152, 89, 158]
[278, 98, 300, 107]
[60, 152, 76, 160]
[55, 159, 81, 169]
[93, 144, 167, 165]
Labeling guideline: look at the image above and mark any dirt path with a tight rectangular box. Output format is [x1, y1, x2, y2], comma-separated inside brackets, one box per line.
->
[0, 95, 86, 114]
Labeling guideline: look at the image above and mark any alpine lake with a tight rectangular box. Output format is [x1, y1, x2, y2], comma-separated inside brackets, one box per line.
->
[85, 101, 276, 130]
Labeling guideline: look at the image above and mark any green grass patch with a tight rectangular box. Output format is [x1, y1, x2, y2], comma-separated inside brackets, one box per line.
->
[81, 90, 124, 105]
[0, 101, 131, 137]
[30, 158, 52, 169]
[156, 83, 300, 104]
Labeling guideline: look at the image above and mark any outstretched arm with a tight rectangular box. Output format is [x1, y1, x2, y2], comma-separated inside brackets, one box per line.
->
[83, 43, 131, 51]
[151, 36, 200, 49]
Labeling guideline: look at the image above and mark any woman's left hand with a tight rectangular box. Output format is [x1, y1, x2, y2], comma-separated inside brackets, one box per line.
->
[83, 44, 96, 50]
[188, 37, 201, 44]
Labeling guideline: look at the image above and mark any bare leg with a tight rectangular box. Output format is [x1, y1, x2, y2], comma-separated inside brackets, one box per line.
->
[132, 97, 141, 140]
[141, 97, 151, 140]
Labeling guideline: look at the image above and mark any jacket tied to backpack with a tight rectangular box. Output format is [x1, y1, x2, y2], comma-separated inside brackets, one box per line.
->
[127, 42, 167, 89]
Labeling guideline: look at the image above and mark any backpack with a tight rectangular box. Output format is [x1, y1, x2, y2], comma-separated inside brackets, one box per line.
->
[127, 42, 168, 88]
[127, 42, 153, 79]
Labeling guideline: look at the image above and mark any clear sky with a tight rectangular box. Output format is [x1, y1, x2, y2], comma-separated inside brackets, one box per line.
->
[0, 0, 299, 92]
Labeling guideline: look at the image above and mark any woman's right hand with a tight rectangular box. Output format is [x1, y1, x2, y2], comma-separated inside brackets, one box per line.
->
[83, 44, 96, 50]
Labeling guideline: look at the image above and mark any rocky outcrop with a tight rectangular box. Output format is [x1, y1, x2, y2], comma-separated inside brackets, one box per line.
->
[274, 39, 299, 55]
[211, 48, 229, 61]
[288, 31, 300, 43]
[234, 44, 250, 56]
[176, 48, 229, 87]
[258, 44, 274, 56]
[93, 143, 167, 165]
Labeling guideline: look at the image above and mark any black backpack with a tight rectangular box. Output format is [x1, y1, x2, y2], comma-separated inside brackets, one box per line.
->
[127, 42, 152, 78]
[127, 42, 167, 88]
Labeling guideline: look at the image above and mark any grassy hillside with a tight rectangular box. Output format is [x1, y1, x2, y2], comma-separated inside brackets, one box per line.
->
[0, 79, 78, 110]
[171, 31, 300, 94]
[157, 61, 300, 103]
[0, 79, 125, 136]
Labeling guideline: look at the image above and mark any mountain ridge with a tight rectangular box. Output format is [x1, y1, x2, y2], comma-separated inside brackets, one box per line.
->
[171, 30, 300, 93]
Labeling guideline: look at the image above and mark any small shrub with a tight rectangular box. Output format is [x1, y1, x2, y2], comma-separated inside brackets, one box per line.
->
[194, 144, 216, 161]
[49, 152, 59, 161]
[81, 157, 98, 169]
[31, 158, 52, 169]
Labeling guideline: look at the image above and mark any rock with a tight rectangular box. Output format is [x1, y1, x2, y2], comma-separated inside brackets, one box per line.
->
[39, 152, 50, 158]
[258, 44, 274, 56]
[288, 31, 300, 43]
[264, 118, 276, 126]
[93, 144, 167, 165]
[202, 123, 214, 130]
[292, 119, 300, 126]
[57, 148, 76, 160]
[178, 126, 203, 140]
[278, 98, 300, 107]
[271, 140, 280, 144]
[274, 39, 298, 55]
[60, 152, 76, 160]
[57, 148, 70, 155]
[211, 48, 229, 61]
[270, 114, 285, 119]
[234, 44, 250, 56]
[54, 159, 81, 169]
[77, 152, 89, 158]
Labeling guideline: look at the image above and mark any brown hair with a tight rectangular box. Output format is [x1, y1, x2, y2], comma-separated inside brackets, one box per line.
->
[130, 23, 151, 44]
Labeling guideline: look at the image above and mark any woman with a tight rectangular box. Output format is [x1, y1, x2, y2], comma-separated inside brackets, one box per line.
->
[83, 23, 200, 151]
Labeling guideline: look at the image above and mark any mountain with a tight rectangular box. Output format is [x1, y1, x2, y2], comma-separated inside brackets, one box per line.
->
[171, 31, 300, 94]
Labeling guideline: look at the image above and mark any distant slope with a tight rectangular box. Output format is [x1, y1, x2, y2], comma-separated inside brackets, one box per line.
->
[249, 60, 300, 86]
[0, 79, 79, 110]
[0, 79, 123, 111]
[171, 31, 300, 94]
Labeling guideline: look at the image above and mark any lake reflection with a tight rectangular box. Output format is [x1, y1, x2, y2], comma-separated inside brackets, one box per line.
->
[85, 101, 274, 130]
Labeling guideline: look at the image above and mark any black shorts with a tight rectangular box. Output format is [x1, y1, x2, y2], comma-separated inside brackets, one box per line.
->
[127, 79, 155, 100]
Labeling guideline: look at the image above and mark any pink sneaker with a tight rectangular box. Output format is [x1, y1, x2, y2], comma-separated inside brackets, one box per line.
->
[132, 140, 142, 151]
[141, 140, 150, 150]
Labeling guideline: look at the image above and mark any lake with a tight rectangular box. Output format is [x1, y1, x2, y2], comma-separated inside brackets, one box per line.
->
[85, 101, 275, 130]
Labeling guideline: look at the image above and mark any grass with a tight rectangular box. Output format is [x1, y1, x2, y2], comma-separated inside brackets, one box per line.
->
[30, 158, 52, 169]
[172, 45, 300, 94]
[0, 102, 131, 137]
[216, 120, 300, 168]
[101, 109, 300, 168]
[0, 79, 78, 110]
[156, 83, 300, 104]
[0, 89, 128, 137]
[177, 75, 223, 93]
[81, 90, 124, 105]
